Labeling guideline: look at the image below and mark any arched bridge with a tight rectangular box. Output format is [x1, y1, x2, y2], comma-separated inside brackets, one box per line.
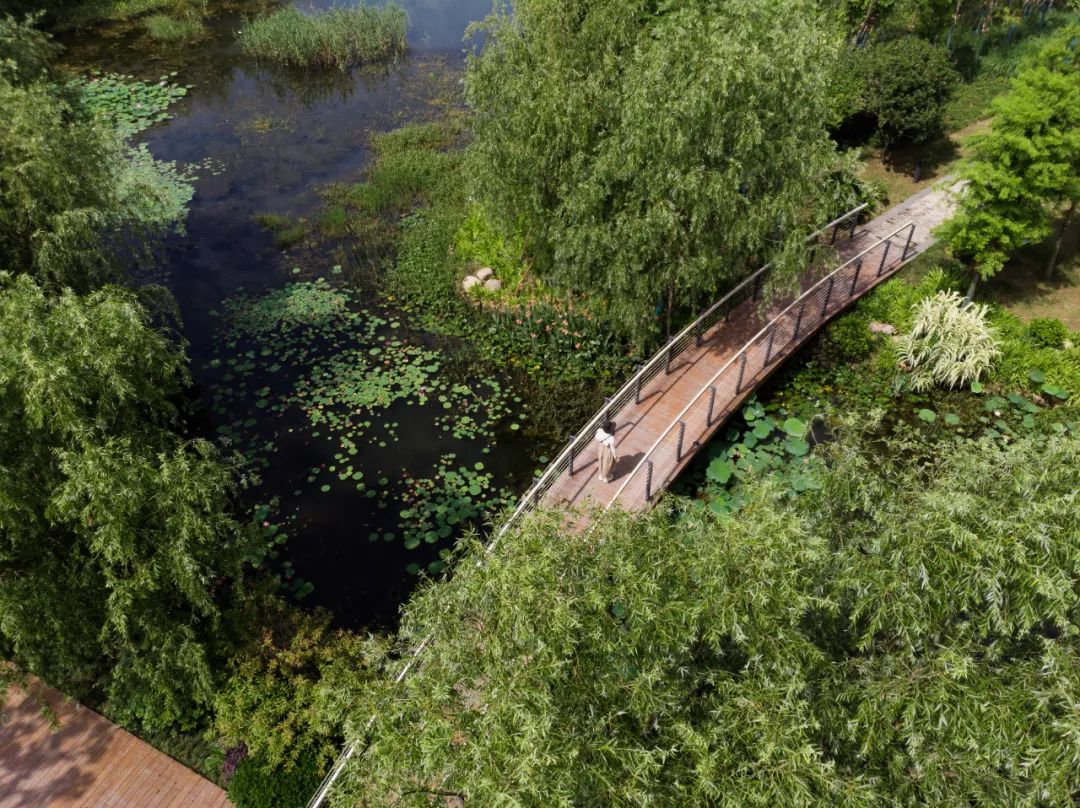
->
[305, 182, 958, 808]
[505, 182, 956, 527]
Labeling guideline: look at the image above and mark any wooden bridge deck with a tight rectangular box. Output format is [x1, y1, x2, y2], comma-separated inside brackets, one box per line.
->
[544, 182, 956, 513]
[1, 682, 230, 808]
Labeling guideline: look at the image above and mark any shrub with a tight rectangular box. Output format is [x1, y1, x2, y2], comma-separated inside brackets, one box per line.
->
[237, 5, 407, 70]
[226, 749, 325, 808]
[1027, 317, 1069, 349]
[143, 14, 202, 41]
[896, 290, 1000, 391]
[820, 312, 874, 362]
[863, 36, 959, 144]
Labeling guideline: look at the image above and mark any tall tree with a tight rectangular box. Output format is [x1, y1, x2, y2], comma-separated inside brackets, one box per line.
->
[329, 418, 1080, 806]
[938, 25, 1080, 294]
[0, 273, 256, 730]
[466, 0, 851, 344]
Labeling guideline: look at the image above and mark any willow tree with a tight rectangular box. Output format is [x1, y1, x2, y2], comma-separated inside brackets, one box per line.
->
[465, 0, 849, 343]
[0, 273, 256, 730]
[329, 417, 1080, 805]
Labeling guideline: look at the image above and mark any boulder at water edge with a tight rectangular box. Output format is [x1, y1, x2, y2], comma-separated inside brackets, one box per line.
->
[462, 275, 481, 291]
[484, 278, 502, 292]
[476, 267, 495, 282]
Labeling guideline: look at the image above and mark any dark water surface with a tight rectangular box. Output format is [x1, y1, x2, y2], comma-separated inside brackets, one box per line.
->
[61, 0, 535, 631]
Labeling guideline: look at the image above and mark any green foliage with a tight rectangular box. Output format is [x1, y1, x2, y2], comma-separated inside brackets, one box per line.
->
[1026, 316, 1069, 349]
[0, 13, 59, 83]
[466, 0, 849, 344]
[0, 273, 256, 731]
[820, 311, 875, 362]
[939, 26, 1080, 280]
[896, 290, 1001, 391]
[237, 5, 408, 70]
[213, 600, 379, 772]
[1, 25, 193, 291]
[331, 420, 1080, 805]
[227, 749, 326, 808]
[69, 71, 190, 139]
[143, 13, 203, 40]
[862, 36, 959, 144]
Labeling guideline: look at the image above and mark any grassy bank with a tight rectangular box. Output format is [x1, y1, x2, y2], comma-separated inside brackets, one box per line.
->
[237, 4, 407, 70]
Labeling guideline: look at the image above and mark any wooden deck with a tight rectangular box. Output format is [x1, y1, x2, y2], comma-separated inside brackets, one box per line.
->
[545, 182, 957, 513]
[0, 682, 231, 808]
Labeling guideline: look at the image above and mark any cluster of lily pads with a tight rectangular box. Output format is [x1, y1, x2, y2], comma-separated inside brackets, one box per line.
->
[70, 70, 191, 139]
[695, 398, 818, 516]
[395, 457, 514, 552]
[911, 370, 1073, 440]
[207, 276, 526, 576]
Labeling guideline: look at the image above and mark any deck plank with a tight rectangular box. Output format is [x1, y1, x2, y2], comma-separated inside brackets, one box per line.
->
[1, 682, 231, 808]
[544, 183, 956, 514]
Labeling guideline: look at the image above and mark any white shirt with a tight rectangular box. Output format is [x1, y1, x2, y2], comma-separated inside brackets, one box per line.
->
[595, 427, 616, 450]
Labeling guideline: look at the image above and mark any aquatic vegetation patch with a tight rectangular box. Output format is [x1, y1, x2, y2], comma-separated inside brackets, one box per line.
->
[70, 71, 190, 140]
[396, 456, 514, 554]
[207, 277, 526, 571]
[237, 5, 408, 70]
[144, 13, 204, 41]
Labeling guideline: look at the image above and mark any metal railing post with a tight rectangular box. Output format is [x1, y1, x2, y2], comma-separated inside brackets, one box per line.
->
[665, 343, 673, 374]
[830, 222, 839, 244]
[901, 224, 915, 259]
[877, 240, 892, 276]
[849, 214, 858, 239]
[706, 385, 717, 426]
[634, 372, 642, 405]
[820, 275, 835, 318]
[568, 435, 577, 476]
[695, 321, 704, 347]
[753, 273, 763, 301]
[849, 258, 862, 297]
[764, 325, 776, 365]
[676, 421, 686, 461]
[645, 460, 654, 502]
[736, 352, 748, 393]
[793, 303, 806, 341]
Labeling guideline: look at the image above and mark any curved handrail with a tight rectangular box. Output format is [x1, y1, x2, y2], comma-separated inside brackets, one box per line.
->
[305, 202, 868, 807]
[488, 203, 867, 548]
[606, 220, 917, 509]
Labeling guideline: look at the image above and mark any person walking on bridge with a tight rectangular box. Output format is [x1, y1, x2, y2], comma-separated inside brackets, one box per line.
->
[596, 420, 617, 483]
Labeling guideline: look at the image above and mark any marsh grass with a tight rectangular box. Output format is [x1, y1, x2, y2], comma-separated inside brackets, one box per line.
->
[237, 5, 408, 70]
[144, 14, 203, 41]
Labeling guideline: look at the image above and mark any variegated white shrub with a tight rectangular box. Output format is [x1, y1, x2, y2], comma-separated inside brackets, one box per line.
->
[896, 290, 1000, 391]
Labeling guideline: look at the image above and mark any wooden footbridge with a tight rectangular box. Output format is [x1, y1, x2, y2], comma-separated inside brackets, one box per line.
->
[509, 182, 956, 524]
[307, 182, 957, 808]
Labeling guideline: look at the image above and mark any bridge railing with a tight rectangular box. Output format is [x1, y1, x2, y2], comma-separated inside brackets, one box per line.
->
[489, 202, 867, 545]
[305, 203, 870, 808]
[606, 221, 917, 510]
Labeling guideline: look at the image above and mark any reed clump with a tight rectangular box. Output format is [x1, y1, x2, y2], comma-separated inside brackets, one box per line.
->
[237, 4, 407, 70]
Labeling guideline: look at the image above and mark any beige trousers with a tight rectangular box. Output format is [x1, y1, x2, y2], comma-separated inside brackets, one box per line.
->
[599, 444, 616, 481]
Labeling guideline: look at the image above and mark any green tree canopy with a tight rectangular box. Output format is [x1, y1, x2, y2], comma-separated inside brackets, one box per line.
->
[0, 273, 256, 730]
[938, 25, 1080, 285]
[330, 416, 1080, 805]
[861, 35, 959, 143]
[465, 0, 852, 343]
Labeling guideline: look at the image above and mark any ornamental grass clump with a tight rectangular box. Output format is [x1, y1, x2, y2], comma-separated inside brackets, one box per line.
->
[896, 290, 1000, 391]
[237, 4, 407, 70]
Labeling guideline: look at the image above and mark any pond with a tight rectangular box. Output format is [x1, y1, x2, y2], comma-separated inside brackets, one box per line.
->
[59, 0, 539, 631]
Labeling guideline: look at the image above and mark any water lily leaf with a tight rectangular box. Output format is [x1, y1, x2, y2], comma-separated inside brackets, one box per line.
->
[706, 458, 733, 484]
[917, 408, 936, 423]
[784, 438, 809, 456]
[783, 417, 807, 437]
[944, 413, 961, 426]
